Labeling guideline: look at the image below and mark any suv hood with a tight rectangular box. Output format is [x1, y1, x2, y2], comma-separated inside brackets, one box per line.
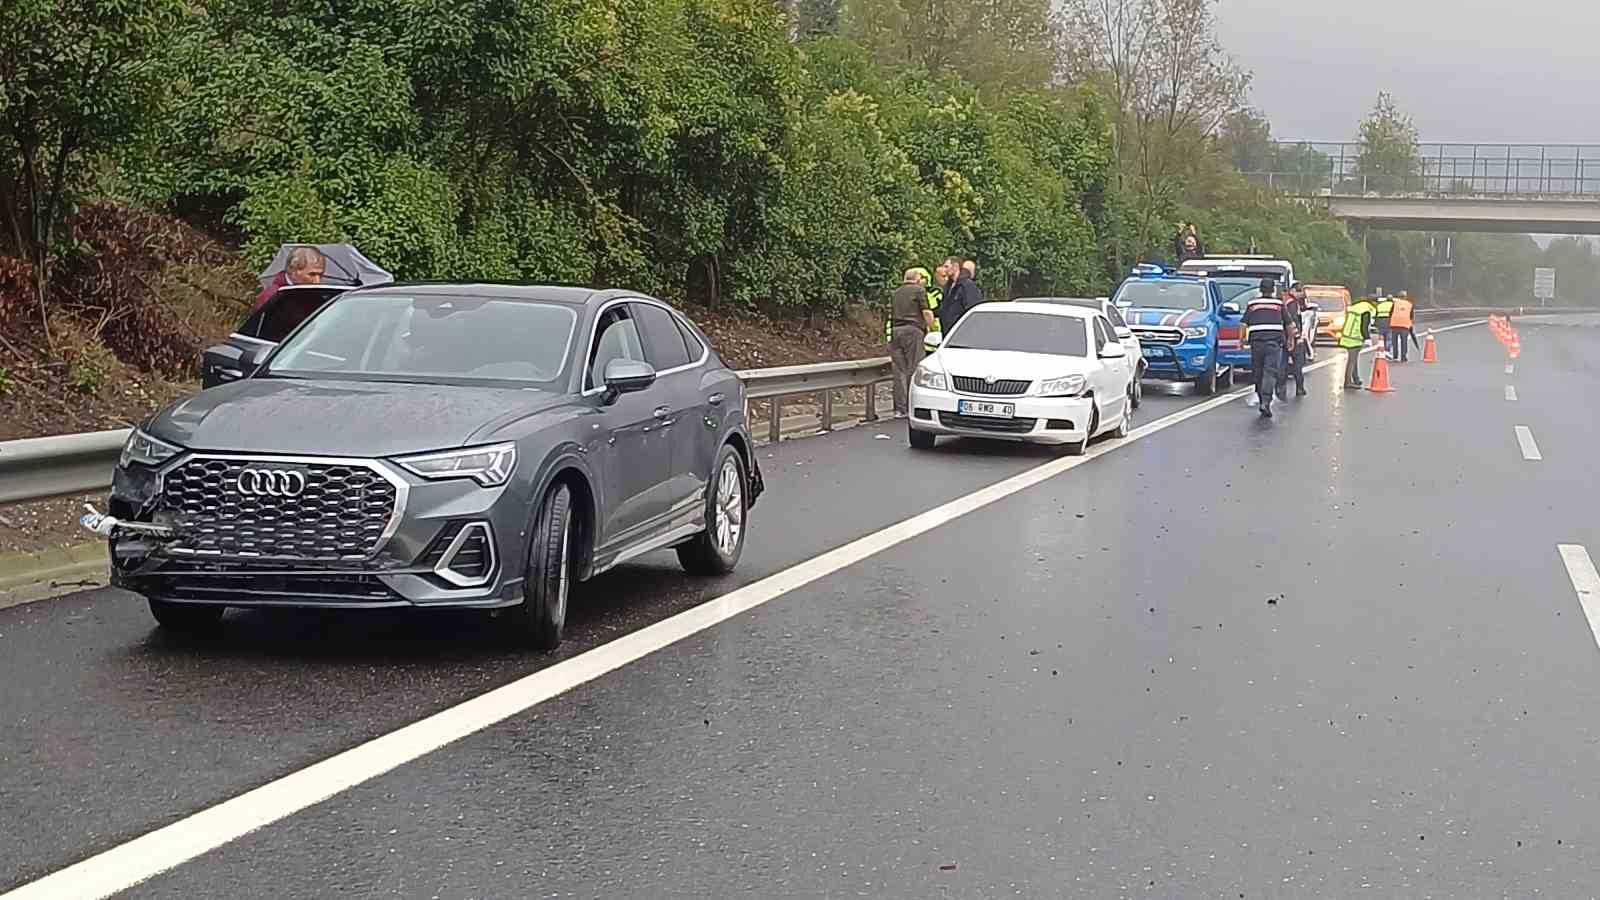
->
[147, 378, 567, 457]
[1124, 308, 1209, 328]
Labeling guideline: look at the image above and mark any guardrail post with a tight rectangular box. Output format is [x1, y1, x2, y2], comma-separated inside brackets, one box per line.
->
[768, 398, 781, 444]
[864, 381, 879, 422]
[820, 390, 834, 431]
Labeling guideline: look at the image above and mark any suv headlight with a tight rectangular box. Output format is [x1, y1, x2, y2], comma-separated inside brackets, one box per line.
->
[1181, 326, 1209, 340]
[397, 442, 517, 487]
[120, 428, 182, 468]
[913, 366, 947, 391]
[1039, 374, 1087, 397]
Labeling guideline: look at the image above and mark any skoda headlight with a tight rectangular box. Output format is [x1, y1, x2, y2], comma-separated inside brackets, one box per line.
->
[397, 442, 517, 487]
[1039, 374, 1087, 397]
[119, 428, 182, 469]
[913, 366, 947, 391]
[1181, 326, 1210, 340]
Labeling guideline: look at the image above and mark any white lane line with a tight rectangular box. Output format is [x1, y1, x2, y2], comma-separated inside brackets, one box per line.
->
[1506, 364, 1515, 375]
[2, 318, 1491, 900]
[1558, 545, 1600, 652]
[1515, 425, 1542, 461]
[1505, 385, 1518, 401]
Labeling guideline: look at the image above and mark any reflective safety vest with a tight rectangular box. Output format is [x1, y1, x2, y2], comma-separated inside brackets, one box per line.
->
[1390, 298, 1414, 329]
[1341, 300, 1377, 348]
[1375, 297, 1395, 321]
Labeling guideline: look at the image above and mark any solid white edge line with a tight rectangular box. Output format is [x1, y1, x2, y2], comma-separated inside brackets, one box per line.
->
[1506, 363, 1515, 375]
[1559, 545, 1600, 653]
[0, 318, 1488, 900]
[1515, 425, 1542, 461]
[1505, 385, 1518, 402]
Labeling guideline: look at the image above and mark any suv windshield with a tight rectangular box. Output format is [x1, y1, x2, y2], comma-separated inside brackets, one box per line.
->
[946, 311, 1088, 357]
[1117, 280, 1209, 311]
[267, 293, 578, 387]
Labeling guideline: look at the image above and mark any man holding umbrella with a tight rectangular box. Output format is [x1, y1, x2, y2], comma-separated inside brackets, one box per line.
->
[255, 246, 327, 311]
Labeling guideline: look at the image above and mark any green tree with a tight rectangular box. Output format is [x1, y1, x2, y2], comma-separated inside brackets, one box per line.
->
[0, 0, 186, 345]
[1356, 91, 1420, 193]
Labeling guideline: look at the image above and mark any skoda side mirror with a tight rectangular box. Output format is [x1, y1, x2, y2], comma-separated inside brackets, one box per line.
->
[603, 358, 657, 403]
[1099, 341, 1127, 360]
[923, 332, 944, 352]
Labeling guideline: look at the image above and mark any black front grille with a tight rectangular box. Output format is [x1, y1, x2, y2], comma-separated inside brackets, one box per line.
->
[952, 376, 1032, 396]
[159, 458, 399, 561]
[939, 412, 1038, 434]
[154, 572, 399, 604]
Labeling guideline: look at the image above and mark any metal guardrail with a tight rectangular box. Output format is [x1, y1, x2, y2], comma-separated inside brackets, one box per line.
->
[0, 360, 897, 508]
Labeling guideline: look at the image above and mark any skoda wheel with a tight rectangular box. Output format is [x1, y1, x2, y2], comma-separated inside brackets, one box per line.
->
[678, 445, 748, 575]
[147, 598, 224, 633]
[515, 482, 573, 650]
[1067, 406, 1096, 456]
[1113, 392, 1133, 439]
[1131, 372, 1143, 409]
[909, 423, 936, 450]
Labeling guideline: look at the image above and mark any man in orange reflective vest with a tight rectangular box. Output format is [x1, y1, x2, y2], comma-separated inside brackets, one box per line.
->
[1390, 291, 1419, 362]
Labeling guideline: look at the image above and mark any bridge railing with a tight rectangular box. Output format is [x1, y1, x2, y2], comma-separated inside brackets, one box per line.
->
[1250, 142, 1600, 197]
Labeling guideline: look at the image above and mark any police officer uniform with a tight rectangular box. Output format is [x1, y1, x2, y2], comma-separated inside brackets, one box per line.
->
[1243, 278, 1293, 418]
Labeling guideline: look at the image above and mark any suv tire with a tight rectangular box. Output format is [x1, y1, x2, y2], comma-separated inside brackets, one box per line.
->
[513, 482, 574, 650]
[678, 445, 748, 575]
[148, 598, 225, 633]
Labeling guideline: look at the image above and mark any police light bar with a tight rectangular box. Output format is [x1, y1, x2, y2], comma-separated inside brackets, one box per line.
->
[1131, 263, 1166, 276]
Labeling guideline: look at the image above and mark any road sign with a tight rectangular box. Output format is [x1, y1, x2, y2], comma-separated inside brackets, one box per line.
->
[1534, 267, 1556, 301]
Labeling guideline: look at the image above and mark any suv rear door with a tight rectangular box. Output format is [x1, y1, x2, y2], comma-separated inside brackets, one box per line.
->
[201, 285, 347, 387]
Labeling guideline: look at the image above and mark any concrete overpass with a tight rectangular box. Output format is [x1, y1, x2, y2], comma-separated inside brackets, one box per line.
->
[1255, 142, 1600, 233]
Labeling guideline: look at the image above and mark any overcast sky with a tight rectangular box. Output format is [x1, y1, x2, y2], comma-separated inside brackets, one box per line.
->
[1215, 0, 1600, 145]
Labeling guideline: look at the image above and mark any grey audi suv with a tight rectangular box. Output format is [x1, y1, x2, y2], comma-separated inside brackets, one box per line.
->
[102, 284, 763, 649]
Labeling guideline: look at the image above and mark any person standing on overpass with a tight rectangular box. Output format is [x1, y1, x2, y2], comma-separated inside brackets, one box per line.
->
[1390, 290, 1418, 361]
[1340, 295, 1378, 388]
[888, 269, 935, 418]
[1244, 277, 1292, 418]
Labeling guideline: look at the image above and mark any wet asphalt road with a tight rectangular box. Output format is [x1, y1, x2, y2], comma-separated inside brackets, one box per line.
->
[7, 319, 1600, 898]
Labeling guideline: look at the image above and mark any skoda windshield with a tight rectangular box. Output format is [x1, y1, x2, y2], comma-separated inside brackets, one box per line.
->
[946, 311, 1089, 357]
[265, 292, 578, 388]
[1117, 280, 1209, 311]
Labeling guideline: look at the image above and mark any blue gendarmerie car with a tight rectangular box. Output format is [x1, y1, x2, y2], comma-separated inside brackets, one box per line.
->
[88, 283, 764, 650]
[1111, 265, 1243, 395]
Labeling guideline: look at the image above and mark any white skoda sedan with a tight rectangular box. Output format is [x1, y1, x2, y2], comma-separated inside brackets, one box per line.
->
[908, 302, 1136, 455]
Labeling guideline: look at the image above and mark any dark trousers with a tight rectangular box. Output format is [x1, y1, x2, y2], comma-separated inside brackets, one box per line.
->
[1344, 346, 1364, 386]
[1393, 327, 1413, 361]
[1250, 340, 1283, 408]
[1281, 342, 1307, 395]
[889, 325, 924, 415]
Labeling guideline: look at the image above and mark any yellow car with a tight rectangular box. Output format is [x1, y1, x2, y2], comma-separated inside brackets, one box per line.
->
[1305, 285, 1351, 345]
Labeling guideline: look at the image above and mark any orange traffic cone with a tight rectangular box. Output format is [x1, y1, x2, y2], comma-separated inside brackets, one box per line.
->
[1422, 329, 1438, 363]
[1508, 334, 1521, 359]
[1369, 343, 1395, 392]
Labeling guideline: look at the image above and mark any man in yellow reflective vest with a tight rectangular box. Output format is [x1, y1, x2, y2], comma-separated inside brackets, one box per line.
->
[1340, 296, 1379, 388]
[1374, 291, 1395, 359]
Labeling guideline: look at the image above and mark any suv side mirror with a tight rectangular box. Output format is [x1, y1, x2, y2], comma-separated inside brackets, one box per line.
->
[1220, 302, 1242, 316]
[200, 341, 271, 388]
[1099, 341, 1127, 360]
[603, 358, 657, 402]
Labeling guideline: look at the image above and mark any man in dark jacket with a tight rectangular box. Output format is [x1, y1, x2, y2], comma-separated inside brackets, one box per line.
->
[937, 256, 981, 334]
[1243, 277, 1293, 418]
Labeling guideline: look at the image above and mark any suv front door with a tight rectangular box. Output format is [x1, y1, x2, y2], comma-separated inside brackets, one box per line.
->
[201, 285, 346, 387]
[629, 300, 709, 529]
[587, 304, 673, 550]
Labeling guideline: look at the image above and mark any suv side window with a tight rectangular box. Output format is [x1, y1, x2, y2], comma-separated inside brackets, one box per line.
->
[632, 302, 692, 371]
[674, 315, 706, 361]
[1092, 317, 1110, 351]
[587, 306, 647, 391]
[1106, 305, 1128, 330]
[258, 293, 331, 343]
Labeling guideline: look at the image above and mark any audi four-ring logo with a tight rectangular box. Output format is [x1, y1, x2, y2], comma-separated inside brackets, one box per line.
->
[236, 468, 307, 497]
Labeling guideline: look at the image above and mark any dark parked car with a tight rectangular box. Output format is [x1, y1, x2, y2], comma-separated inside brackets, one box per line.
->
[106, 284, 763, 649]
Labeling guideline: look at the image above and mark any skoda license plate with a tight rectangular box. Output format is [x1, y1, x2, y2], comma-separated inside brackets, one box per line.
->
[958, 400, 1014, 418]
